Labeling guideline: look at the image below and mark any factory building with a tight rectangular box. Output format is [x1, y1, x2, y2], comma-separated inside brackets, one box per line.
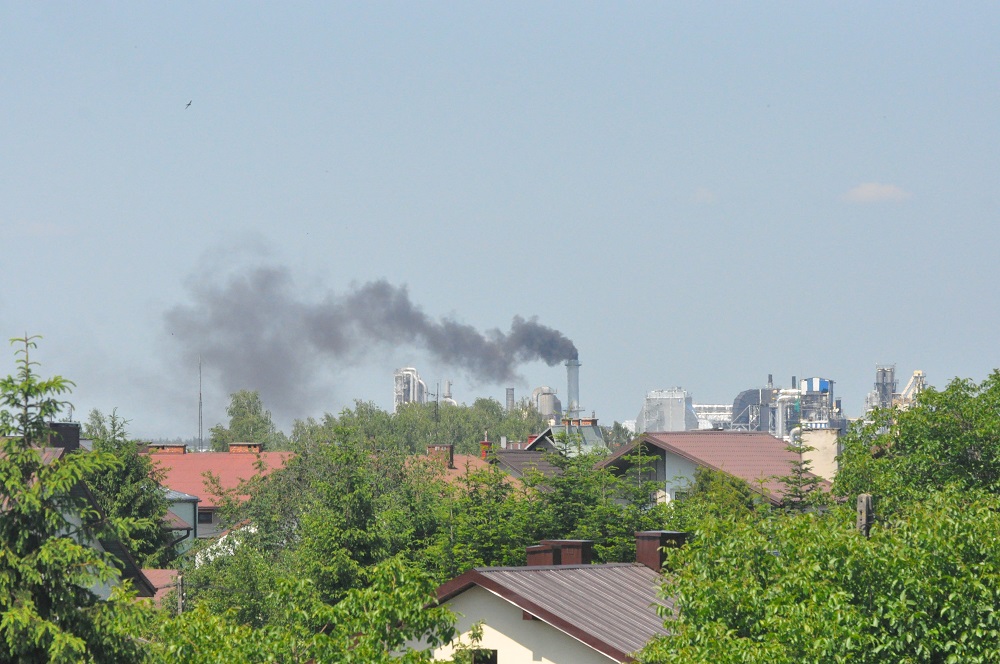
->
[393, 367, 428, 412]
[730, 375, 847, 438]
[635, 388, 700, 434]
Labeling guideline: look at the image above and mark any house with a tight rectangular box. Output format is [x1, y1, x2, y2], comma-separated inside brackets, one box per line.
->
[163, 489, 198, 550]
[599, 430, 828, 506]
[521, 417, 608, 455]
[145, 442, 292, 538]
[423, 533, 682, 663]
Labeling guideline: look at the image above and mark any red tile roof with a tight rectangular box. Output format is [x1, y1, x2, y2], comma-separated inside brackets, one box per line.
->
[147, 451, 292, 508]
[141, 568, 177, 606]
[601, 431, 829, 505]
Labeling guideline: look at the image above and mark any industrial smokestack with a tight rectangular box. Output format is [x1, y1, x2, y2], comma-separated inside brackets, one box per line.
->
[506, 388, 515, 412]
[566, 359, 581, 419]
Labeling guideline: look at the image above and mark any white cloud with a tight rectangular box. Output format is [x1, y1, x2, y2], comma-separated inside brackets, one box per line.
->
[692, 187, 717, 204]
[842, 182, 911, 203]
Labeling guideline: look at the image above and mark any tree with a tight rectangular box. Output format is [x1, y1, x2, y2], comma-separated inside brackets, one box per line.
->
[209, 389, 286, 451]
[775, 431, 822, 512]
[0, 336, 145, 662]
[835, 370, 1000, 514]
[669, 466, 763, 529]
[639, 490, 1000, 664]
[83, 408, 175, 566]
[150, 558, 456, 663]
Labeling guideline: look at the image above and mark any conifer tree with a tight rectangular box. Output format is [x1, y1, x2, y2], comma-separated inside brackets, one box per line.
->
[0, 336, 144, 662]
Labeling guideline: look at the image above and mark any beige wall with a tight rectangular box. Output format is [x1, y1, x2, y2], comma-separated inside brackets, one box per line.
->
[429, 586, 618, 664]
[802, 429, 840, 481]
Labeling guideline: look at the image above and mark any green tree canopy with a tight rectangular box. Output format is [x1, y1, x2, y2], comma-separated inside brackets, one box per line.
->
[0, 336, 145, 662]
[209, 389, 287, 451]
[835, 370, 1000, 513]
[83, 408, 175, 567]
[640, 490, 1000, 664]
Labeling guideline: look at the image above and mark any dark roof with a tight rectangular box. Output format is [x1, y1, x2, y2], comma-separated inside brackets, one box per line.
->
[438, 563, 671, 661]
[492, 449, 562, 479]
[526, 423, 607, 455]
[600, 431, 830, 505]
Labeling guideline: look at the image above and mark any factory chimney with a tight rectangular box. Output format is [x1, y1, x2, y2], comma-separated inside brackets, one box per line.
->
[565, 359, 581, 418]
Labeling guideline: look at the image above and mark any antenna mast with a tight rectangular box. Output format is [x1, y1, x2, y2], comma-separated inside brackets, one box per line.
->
[198, 356, 203, 452]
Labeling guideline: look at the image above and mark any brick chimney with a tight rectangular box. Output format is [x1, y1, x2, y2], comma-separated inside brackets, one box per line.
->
[426, 444, 456, 469]
[479, 439, 494, 460]
[148, 443, 187, 454]
[528, 540, 594, 565]
[526, 544, 561, 566]
[635, 531, 688, 572]
[229, 442, 261, 454]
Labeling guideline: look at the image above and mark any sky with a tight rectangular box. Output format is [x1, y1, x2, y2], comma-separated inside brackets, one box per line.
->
[2, 3, 998, 439]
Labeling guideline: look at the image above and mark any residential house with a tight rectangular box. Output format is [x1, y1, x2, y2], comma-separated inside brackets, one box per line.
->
[599, 430, 828, 506]
[145, 442, 292, 538]
[521, 417, 608, 455]
[422, 533, 682, 663]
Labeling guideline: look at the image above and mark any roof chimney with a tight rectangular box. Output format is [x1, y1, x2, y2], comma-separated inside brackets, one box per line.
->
[526, 544, 561, 566]
[427, 443, 456, 469]
[480, 439, 494, 460]
[228, 442, 261, 454]
[540, 540, 593, 565]
[148, 443, 188, 454]
[635, 531, 688, 572]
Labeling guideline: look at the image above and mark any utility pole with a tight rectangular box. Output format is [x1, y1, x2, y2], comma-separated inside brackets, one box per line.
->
[176, 572, 184, 614]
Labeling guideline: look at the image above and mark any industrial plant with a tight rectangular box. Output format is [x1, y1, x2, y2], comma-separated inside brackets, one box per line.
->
[395, 359, 926, 447]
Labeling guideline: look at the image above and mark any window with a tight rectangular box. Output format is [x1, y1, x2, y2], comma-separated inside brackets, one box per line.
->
[197, 510, 213, 525]
[471, 650, 497, 664]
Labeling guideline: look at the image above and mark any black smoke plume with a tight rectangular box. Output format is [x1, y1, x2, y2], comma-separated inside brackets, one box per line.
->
[165, 266, 577, 413]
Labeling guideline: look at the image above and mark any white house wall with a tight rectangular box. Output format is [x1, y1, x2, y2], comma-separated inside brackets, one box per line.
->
[658, 450, 699, 503]
[430, 586, 618, 664]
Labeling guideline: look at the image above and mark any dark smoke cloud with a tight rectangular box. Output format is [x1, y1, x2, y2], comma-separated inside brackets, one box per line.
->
[165, 266, 577, 413]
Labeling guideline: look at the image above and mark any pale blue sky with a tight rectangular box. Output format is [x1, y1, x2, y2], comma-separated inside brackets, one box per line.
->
[2, 3, 998, 438]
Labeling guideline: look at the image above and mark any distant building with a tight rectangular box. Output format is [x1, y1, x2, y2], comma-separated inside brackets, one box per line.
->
[531, 386, 562, 419]
[635, 388, 699, 433]
[394, 367, 428, 412]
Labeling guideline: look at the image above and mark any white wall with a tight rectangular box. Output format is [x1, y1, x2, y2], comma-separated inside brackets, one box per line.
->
[658, 450, 699, 503]
[428, 586, 618, 664]
[802, 429, 840, 481]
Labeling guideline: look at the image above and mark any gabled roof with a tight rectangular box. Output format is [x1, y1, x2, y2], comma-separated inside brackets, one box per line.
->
[147, 451, 291, 508]
[600, 431, 829, 505]
[438, 563, 671, 661]
[526, 423, 608, 455]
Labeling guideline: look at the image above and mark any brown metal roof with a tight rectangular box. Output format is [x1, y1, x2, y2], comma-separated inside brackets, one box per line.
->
[438, 563, 672, 661]
[492, 449, 562, 479]
[600, 431, 830, 505]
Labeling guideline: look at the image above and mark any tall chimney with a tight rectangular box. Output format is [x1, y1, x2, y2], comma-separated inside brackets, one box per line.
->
[506, 387, 515, 412]
[565, 359, 581, 418]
